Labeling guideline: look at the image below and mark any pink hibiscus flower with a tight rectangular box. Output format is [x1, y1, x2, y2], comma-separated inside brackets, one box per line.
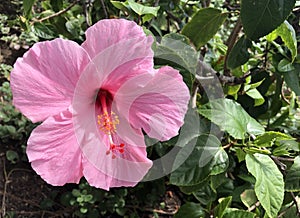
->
[10, 19, 190, 190]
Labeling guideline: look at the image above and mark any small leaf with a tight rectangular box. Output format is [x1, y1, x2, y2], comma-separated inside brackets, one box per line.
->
[6, 150, 19, 164]
[240, 189, 258, 209]
[285, 156, 300, 191]
[198, 98, 265, 139]
[254, 131, 294, 147]
[227, 35, 252, 69]
[275, 21, 297, 61]
[128, 0, 160, 16]
[182, 8, 227, 49]
[110, 1, 129, 10]
[23, 0, 36, 17]
[241, 0, 296, 40]
[174, 202, 205, 218]
[246, 88, 265, 106]
[213, 196, 232, 218]
[246, 154, 284, 218]
[278, 59, 295, 72]
[193, 183, 217, 205]
[223, 210, 256, 218]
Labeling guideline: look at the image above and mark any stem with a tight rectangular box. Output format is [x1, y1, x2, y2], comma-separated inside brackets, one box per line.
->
[224, 17, 242, 76]
[100, 0, 108, 19]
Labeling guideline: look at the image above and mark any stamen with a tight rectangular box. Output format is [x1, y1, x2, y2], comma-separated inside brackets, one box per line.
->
[97, 91, 125, 159]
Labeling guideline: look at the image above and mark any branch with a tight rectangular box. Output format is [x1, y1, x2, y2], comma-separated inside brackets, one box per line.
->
[100, 0, 108, 19]
[32, 0, 80, 24]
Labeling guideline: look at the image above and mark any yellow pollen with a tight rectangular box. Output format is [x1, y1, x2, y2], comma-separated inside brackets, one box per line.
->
[97, 112, 119, 135]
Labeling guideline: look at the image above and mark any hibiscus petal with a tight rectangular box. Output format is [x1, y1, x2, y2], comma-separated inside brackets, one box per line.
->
[115, 66, 190, 141]
[81, 19, 154, 95]
[27, 109, 83, 186]
[11, 38, 90, 122]
[82, 19, 147, 59]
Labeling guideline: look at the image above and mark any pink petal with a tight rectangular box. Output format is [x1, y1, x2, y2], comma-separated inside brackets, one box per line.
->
[11, 38, 90, 122]
[82, 19, 147, 59]
[27, 109, 83, 186]
[115, 66, 190, 141]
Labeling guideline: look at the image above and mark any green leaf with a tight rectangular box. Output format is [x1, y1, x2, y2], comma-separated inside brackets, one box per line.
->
[254, 131, 294, 147]
[128, 0, 160, 16]
[182, 8, 227, 49]
[170, 135, 224, 186]
[285, 156, 300, 191]
[275, 21, 297, 61]
[175, 202, 205, 218]
[23, 0, 36, 17]
[223, 210, 256, 218]
[110, 1, 129, 10]
[241, 0, 296, 40]
[213, 196, 232, 218]
[31, 23, 57, 39]
[193, 183, 217, 205]
[199, 98, 265, 139]
[278, 59, 295, 72]
[282, 64, 300, 96]
[227, 35, 252, 69]
[240, 189, 258, 209]
[246, 88, 265, 106]
[246, 154, 284, 218]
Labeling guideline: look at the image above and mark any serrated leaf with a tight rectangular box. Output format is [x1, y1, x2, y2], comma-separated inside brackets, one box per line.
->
[213, 196, 232, 218]
[198, 98, 265, 139]
[170, 135, 224, 186]
[285, 156, 300, 191]
[254, 131, 294, 147]
[227, 35, 252, 69]
[174, 202, 205, 218]
[128, 0, 160, 16]
[246, 154, 284, 218]
[31, 23, 57, 39]
[182, 8, 227, 49]
[23, 0, 36, 17]
[241, 0, 296, 40]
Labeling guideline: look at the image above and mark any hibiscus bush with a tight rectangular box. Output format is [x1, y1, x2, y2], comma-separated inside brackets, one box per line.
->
[1, 0, 300, 217]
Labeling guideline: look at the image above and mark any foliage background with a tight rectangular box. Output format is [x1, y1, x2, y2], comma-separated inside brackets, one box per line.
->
[0, 0, 300, 217]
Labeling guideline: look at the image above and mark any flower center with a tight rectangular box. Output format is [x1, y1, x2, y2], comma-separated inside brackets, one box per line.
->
[97, 90, 125, 159]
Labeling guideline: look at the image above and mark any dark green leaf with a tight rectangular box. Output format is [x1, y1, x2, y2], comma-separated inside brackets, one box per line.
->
[31, 23, 57, 39]
[174, 202, 205, 218]
[182, 8, 227, 49]
[278, 59, 295, 72]
[193, 183, 217, 205]
[282, 64, 300, 95]
[199, 98, 265, 139]
[23, 0, 36, 17]
[241, 0, 296, 40]
[246, 154, 284, 218]
[227, 35, 252, 69]
[285, 156, 300, 191]
[170, 135, 223, 186]
[50, 0, 63, 12]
